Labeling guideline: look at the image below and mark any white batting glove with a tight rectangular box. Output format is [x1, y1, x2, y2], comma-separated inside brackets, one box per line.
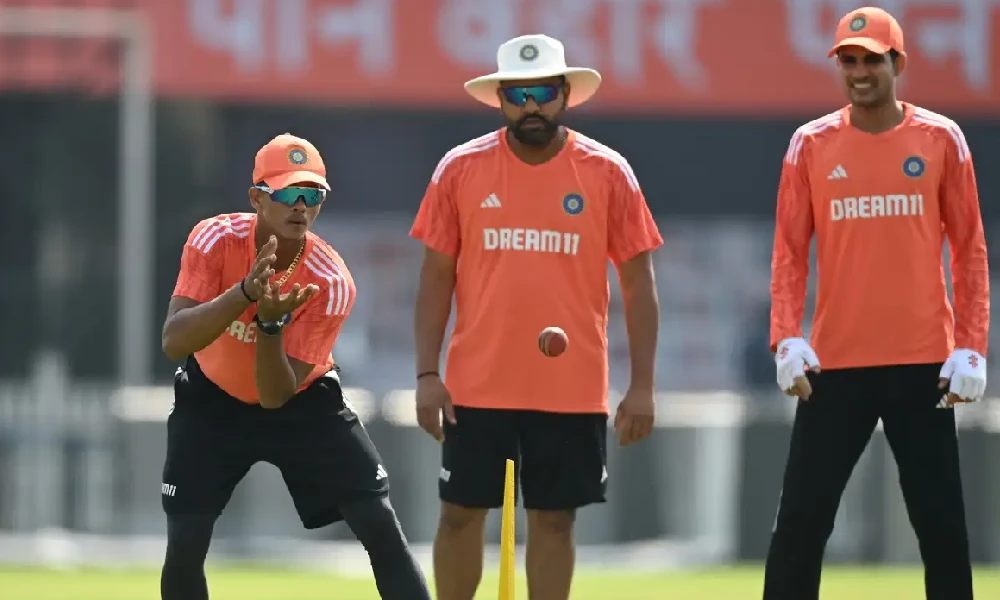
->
[776, 337, 821, 399]
[938, 349, 987, 406]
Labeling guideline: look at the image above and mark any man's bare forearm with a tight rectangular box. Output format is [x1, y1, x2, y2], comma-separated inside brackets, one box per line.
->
[255, 333, 298, 409]
[162, 285, 251, 360]
[414, 265, 455, 375]
[622, 275, 659, 391]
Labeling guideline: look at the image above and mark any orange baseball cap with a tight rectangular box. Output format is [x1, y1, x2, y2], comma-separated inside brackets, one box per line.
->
[252, 133, 330, 191]
[829, 7, 905, 57]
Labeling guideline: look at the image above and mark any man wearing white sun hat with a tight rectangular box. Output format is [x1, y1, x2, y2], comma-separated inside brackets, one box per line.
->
[463, 34, 603, 109]
[410, 34, 663, 600]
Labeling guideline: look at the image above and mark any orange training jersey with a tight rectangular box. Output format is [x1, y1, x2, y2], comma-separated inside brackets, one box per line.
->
[410, 129, 663, 414]
[770, 103, 989, 370]
[171, 213, 356, 403]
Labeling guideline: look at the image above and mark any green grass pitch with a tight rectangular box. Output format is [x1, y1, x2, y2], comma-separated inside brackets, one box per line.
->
[2, 565, 1000, 599]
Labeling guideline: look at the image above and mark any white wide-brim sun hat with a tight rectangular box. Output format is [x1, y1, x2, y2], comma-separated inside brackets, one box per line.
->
[464, 34, 602, 109]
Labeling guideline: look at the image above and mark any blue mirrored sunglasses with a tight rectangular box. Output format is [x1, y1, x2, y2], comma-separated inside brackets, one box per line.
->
[255, 185, 327, 208]
[500, 84, 561, 107]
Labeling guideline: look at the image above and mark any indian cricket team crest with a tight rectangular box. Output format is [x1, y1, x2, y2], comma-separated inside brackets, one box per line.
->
[288, 147, 308, 165]
[519, 44, 539, 62]
[902, 156, 925, 178]
[849, 15, 867, 32]
[562, 193, 584, 215]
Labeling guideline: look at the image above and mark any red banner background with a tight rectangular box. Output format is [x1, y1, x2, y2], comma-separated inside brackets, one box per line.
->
[2, 0, 998, 113]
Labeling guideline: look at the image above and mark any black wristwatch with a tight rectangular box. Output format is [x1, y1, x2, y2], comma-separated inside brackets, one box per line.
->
[254, 313, 292, 336]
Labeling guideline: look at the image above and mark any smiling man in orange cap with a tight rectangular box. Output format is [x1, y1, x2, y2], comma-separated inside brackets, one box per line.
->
[764, 7, 987, 599]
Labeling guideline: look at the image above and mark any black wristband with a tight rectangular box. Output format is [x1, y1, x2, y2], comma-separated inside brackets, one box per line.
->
[240, 279, 256, 302]
[417, 371, 440, 381]
[254, 313, 292, 336]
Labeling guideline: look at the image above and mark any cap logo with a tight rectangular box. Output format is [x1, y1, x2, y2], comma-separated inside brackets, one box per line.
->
[849, 15, 867, 32]
[519, 44, 539, 62]
[288, 147, 308, 165]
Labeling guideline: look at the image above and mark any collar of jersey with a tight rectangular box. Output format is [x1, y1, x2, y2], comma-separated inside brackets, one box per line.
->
[841, 101, 915, 137]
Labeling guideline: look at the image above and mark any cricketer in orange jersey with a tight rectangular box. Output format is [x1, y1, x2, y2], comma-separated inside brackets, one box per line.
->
[764, 8, 988, 600]
[159, 134, 430, 600]
[411, 34, 662, 600]
[171, 211, 353, 404]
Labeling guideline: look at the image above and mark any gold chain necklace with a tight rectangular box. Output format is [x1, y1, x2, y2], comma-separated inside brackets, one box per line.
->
[274, 239, 306, 288]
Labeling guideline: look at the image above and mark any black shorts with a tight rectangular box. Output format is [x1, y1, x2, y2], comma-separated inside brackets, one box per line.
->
[161, 357, 388, 529]
[440, 406, 608, 511]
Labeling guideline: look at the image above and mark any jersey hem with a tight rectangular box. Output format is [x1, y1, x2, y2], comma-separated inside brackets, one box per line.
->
[816, 354, 951, 370]
[451, 402, 609, 415]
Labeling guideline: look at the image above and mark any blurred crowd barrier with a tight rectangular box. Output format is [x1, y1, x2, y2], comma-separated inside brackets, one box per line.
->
[2, 370, 1000, 570]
